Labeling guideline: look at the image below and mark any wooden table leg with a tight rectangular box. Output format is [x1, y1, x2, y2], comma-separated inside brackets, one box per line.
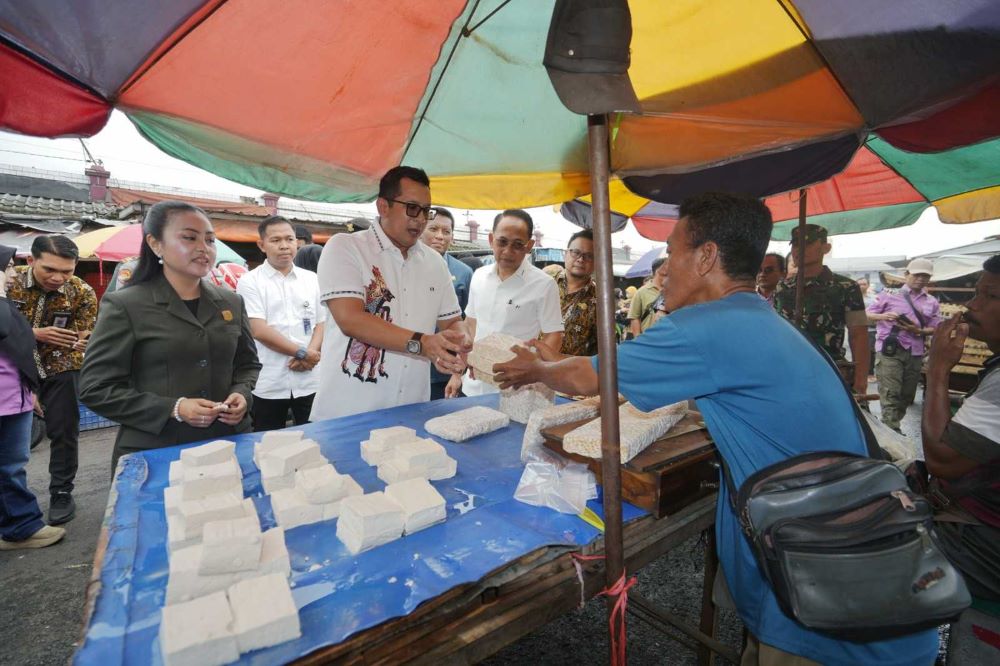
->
[698, 529, 720, 666]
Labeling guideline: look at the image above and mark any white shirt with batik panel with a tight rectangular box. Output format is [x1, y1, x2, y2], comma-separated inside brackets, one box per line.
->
[311, 222, 460, 420]
[463, 257, 564, 396]
[236, 262, 325, 400]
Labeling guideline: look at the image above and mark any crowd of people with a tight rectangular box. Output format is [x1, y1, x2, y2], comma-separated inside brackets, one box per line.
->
[0, 165, 996, 665]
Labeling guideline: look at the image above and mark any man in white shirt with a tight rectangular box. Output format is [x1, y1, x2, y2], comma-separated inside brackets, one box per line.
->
[236, 216, 325, 431]
[310, 166, 471, 421]
[450, 209, 563, 397]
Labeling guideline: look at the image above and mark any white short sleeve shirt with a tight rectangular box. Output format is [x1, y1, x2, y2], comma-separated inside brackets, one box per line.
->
[310, 222, 460, 420]
[236, 262, 326, 400]
[463, 258, 563, 396]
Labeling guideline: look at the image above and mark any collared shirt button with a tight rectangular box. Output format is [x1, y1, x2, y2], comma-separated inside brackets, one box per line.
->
[198, 359, 208, 368]
[198, 389, 208, 398]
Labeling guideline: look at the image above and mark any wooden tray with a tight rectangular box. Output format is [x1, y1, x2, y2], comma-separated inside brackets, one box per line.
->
[542, 411, 719, 518]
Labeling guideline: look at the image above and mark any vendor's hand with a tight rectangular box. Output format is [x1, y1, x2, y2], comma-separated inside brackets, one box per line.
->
[32, 394, 44, 417]
[444, 373, 464, 398]
[524, 338, 563, 362]
[72, 330, 91, 352]
[927, 314, 968, 374]
[34, 326, 78, 348]
[494, 345, 543, 390]
[216, 393, 248, 426]
[178, 398, 224, 428]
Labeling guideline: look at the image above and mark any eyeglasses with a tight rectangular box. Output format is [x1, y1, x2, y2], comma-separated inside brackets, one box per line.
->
[566, 248, 594, 262]
[386, 199, 437, 220]
[494, 238, 529, 251]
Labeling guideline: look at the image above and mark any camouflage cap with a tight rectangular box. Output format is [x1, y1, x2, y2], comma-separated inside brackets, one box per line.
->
[789, 223, 828, 245]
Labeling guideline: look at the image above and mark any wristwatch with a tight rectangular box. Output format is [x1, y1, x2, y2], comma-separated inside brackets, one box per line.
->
[406, 332, 423, 355]
[294, 347, 308, 360]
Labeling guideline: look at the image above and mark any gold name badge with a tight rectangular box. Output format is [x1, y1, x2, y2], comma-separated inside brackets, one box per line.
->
[221, 310, 233, 322]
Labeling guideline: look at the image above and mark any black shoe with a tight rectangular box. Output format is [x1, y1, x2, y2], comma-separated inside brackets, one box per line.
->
[49, 492, 76, 525]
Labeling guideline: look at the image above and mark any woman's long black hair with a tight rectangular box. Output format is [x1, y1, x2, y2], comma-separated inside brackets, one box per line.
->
[127, 201, 210, 287]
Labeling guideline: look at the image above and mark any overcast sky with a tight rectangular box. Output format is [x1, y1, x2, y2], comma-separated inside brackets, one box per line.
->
[1, 111, 997, 260]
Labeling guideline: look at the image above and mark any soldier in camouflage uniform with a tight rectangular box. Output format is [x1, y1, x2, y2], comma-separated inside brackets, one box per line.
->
[774, 224, 870, 395]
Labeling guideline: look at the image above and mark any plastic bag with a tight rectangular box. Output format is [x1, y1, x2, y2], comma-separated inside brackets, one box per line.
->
[514, 454, 597, 515]
[861, 409, 921, 462]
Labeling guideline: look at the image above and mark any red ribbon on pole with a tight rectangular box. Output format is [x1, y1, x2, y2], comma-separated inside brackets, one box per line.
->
[572, 553, 638, 666]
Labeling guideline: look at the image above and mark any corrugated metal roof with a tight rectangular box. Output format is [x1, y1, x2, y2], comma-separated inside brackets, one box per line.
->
[0, 193, 118, 218]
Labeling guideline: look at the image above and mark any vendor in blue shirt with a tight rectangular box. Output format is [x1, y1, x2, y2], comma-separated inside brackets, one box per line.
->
[422, 207, 474, 400]
[494, 192, 938, 666]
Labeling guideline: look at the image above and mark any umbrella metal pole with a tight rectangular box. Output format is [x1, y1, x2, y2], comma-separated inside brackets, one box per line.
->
[794, 188, 808, 326]
[586, 113, 627, 663]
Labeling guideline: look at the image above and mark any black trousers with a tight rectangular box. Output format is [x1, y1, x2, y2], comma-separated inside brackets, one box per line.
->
[251, 393, 315, 432]
[38, 370, 80, 494]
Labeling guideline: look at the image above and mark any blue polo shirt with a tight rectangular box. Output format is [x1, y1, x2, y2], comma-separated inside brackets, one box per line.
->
[594, 292, 938, 665]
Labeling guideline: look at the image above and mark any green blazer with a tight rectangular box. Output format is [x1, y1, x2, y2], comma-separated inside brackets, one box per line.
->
[80, 273, 261, 452]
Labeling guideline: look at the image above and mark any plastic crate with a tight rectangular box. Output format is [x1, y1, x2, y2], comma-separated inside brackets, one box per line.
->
[79, 402, 117, 431]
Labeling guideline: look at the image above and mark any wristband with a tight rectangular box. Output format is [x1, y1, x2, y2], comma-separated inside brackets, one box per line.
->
[173, 397, 185, 423]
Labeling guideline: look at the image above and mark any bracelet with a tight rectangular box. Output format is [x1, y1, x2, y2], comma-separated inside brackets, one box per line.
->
[172, 397, 185, 423]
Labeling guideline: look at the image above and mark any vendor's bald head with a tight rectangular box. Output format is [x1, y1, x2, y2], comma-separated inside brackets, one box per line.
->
[664, 192, 771, 312]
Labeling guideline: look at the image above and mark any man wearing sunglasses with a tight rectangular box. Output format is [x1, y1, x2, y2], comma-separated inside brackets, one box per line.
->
[756, 252, 786, 306]
[310, 166, 472, 420]
[450, 209, 563, 397]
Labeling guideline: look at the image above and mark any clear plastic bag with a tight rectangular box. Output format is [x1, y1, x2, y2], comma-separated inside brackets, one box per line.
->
[861, 409, 920, 462]
[514, 452, 597, 515]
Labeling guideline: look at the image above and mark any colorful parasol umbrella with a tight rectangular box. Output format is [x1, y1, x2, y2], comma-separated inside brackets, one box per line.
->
[72, 223, 246, 265]
[1, 1, 998, 211]
[624, 246, 667, 279]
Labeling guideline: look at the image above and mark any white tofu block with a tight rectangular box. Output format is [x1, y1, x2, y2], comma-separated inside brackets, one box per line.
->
[253, 430, 304, 467]
[395, 438, 447, 471]
[563, 401, 687, 463]
[499, 383, 556, 424]
[180, 440, 236, 468]
[295, 464, 344, 504]
[199, 515, 263, 575]
[227, 573, 301, 654]
[179, 494, 250, 541]
[376, 455, 457, 484]
[261, 440, 325, 477]
[384, 478, 446, 534]
[167, 514, 198, 555]
[361, 426, 419, 465]
[169, 460, 183, 486]
[521, 396, 601, 462]
[160, 591, 239, 666]
[166, 528, 288, 604]
[179, 459, 242, 501]
[317, 475, 364, 519]
[424, 406, 509, 442]
[270, 487, 324, 529]
[336, 492, 405, 554]
[259, 457, 295, 494]
[467, 332, 520, 387]
[164, 484, 183, 519]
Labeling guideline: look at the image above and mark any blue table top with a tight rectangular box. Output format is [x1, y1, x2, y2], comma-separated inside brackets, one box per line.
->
[74, 395, 647, 665]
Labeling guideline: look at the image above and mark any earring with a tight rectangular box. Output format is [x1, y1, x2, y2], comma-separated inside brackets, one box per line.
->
[157, 255, 163, 265]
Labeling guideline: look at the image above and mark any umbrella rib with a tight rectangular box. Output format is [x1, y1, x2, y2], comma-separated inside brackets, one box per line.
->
[400, 0, 490, 164]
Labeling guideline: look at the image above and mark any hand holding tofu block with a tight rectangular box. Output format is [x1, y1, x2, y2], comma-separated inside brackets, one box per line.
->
[466, 333, 521, 387]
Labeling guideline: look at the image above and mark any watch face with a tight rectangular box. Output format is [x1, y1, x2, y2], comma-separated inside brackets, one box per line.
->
[407, 339, 420, 354]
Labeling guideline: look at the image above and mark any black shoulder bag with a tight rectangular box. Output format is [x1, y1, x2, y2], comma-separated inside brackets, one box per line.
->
[720, 331, 970, 641]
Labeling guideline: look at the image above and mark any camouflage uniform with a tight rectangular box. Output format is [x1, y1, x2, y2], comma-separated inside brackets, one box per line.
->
[774, 266, 868, 361]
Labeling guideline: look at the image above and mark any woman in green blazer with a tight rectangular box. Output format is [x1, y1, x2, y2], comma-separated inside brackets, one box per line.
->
[80, 201, 261, 473]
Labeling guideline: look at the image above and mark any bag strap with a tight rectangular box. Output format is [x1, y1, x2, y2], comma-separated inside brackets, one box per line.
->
[902, 291, 928, 329]
[718, 321, 886, 512]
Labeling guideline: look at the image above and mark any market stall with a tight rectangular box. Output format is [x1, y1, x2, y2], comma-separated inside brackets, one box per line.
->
[76, 395, 717, 665]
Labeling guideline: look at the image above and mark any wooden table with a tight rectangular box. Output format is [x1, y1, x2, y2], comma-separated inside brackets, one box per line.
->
[295, 494, 717, 665]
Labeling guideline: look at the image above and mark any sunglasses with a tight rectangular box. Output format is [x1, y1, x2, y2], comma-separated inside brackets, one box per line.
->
[386, 199, 437, 220]
[494, 238, 529, 251]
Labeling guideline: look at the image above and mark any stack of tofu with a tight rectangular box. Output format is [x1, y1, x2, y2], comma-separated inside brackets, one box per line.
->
[160, 573, 300, 666]
[161, 441, 299, 665]
[254, 430, 366, 530]
[336, 478, 447, 554]
[361, 426, 457, 483]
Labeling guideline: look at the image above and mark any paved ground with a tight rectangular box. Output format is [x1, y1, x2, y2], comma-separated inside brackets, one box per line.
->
[1, 384, 928, 665]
